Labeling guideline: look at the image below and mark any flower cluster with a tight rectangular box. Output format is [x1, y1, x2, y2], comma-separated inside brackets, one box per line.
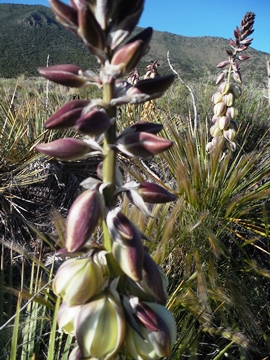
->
[36, 0, 177, 359]
[206, 12, 255, 153]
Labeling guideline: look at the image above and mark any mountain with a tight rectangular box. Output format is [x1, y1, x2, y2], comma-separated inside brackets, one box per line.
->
[0, 4, 268, 86]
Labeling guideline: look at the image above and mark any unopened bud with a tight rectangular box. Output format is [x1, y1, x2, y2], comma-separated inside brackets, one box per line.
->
[226, 106, 239, 119]
[211, 92, 223, 104]
[44, 100, 89, 129]
[76, 290, 126, 359]
[116, 132, 173, 158]
[66, 189, 103, 252]
[213, 102, 226, 117]
[222, 93, 234, 107]
[35, 138, 92, 160]
[53, 257, 105, 306]
[74, 108, 110, 135]
[217, 116, 230, 130]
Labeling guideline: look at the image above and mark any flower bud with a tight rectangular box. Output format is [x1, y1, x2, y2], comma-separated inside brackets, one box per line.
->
[213, 102, 226, 117]
[211, 91, 223, 104]
[120, 121, 163, 137]
[75, 290, 126, 359]
[66, 189, 103, 252]
[111, 28, 152, 77]
[224, 128, 237, 141]
[57, 302, 81, 334]
[222, 93, 234, 107]
[215, 72, 225, 85]
[226, 106, 239, 119]
[116, 132, 173, 158]
[106, 208, 144, 281]
[217, 116, 230, 130]
[233, 71, 242, 83]
[231, 85, 242, 99]
[49, 0, 78, 35]
[109, 0, 144, 50]
[212, 115, 219, 124]
[206, 141, 215, 153]
[139, 251, 168, 304]
[238, 54, 250, 61]
[210, 124, 222, 137]
[137, 182, 177, 203]
[126, 300, 177, 359]
[38, 64, 90, 88]
[228, 141, 237, 151]
[35, 138, 92, 160]
[77, 3, 105, 51]
[218, 81, 231, 95]
[74, 108, 111, 135]
[53, 257, 106, 306]
[44, 100, 89, 129]
[216, 60, 229, 68]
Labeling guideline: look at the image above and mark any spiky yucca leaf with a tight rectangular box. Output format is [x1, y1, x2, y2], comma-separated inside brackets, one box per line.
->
[124, 112, 270, 358]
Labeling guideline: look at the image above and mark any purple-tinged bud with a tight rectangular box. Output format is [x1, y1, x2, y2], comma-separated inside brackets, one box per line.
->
[232, 62, 239, 72]
[66, 189, 103, 252]
[49, 0, 78, 35]
[229, 38, 236, 47]
[216, 72, 225, 85]
[106, 208, 144, 281]
[109, 0, 144, 50]
[74, 108, 110, 135]
[206, 141, 215, 153]
[35, 138, 92, 160]
[139, 251, 168, 304]
[226, 49, 233, 56]
[217, 116, 230, 130]
[121, 121, 163, 136]
[77, 4, 105, 50]
[226, 106, 239, 119]
[216, 60, 230, 68]
[126, 299, 177, 359]
[238, 54, 250, 61]
[224, 128, 237, 141]
[210, 124, 222, 138]
[68, 346, 83, 360]
[76, 290, 126, 359]
[116, 132, 173, 158]
[131, 74, 175, 96]
[240, 38, 253, 46]
[137, 182, 177, 203]
[212, 115, 219, 124]
[111, 29, 152, 76]
[233, 71, 242, 83]
[38, 64, 90, 88]
[53, 257, 106, 306]
[213, 102, 226, 117]
[44, 100, 89, 129]
[211, 92, 223, 104]
[57, 302, 81, 335]
[218, 82, 231, 95]
[222, 93, 234, 107]
[229, 141, 237, 151]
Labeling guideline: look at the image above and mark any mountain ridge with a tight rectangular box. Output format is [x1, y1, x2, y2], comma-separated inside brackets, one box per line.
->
[0, 4, 268, 86]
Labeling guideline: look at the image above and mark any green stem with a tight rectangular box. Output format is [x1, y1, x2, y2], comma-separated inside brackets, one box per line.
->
[102, 81, 117, 252]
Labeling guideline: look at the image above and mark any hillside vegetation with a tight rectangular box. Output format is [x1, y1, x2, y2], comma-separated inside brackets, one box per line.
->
[0, 4, 268, 86]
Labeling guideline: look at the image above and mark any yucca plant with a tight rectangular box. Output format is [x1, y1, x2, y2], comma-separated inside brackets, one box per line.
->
[124, 12, 270, 358]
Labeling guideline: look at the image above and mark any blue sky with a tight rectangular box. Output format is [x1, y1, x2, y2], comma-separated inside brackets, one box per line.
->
[1, 0, 269, 53]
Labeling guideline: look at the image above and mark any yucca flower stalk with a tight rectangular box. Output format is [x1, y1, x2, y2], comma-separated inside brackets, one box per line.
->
[206, 11, 255, 153]
[36, 0, 176, 358]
